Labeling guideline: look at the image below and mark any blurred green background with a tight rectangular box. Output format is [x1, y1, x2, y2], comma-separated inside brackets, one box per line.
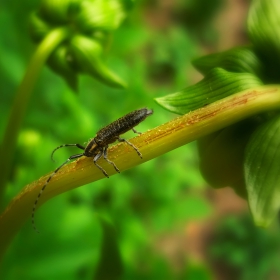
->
[1, 0, 280, 279]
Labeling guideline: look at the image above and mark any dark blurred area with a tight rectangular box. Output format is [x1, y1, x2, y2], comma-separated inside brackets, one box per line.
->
[1, 0, 280, 279]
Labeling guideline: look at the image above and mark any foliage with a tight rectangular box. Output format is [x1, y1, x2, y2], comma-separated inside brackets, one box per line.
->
[156, 0, 280, 227]
[209, 215, 280, 280]
[1, 0, 280, 279]
[29, 0, 127, 89]
[0, 0, 209, 279]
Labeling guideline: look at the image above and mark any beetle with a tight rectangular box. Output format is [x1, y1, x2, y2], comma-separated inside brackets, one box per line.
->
[32, 108, 153, 232]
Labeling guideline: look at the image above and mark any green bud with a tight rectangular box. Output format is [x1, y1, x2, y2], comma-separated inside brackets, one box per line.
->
[39, 0, 80, 24]
[29, 0, 127, 90]
[47, 44, 78, 91]
[29, 12, 51, 42]
[76, 0, 126, 33]
[70, 35, 126, 88]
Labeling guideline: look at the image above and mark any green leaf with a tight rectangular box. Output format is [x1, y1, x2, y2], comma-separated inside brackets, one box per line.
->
[198, 118, 261, 199]
[155, 68, 262, 115]
[248, 0, 280, 71]
[193, 46, 264, 79]
[245, 113, 280, 227]
[94, 216, 123, 280]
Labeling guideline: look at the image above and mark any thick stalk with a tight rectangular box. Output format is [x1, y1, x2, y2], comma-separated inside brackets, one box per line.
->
[0, 27, 70, 200]
[0, 85, 280, 260]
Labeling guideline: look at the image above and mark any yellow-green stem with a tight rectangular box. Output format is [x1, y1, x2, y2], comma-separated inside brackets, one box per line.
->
[0, 27, 70, 200]
[1, 85, 280, 260]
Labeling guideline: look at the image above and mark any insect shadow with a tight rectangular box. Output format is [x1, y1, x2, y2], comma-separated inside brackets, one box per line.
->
[32, 108, 153, 232]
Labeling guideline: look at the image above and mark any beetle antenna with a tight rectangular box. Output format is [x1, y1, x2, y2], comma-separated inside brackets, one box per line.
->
[32, 153, 84, 233]
[51, 144, 85, 162]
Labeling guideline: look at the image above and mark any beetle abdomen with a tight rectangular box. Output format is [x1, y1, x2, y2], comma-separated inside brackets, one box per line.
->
[95, 108, 153, 145]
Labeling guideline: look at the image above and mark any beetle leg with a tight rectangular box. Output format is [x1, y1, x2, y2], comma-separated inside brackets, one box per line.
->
[32, 153, 84, 233]
[132, 128, 142, 135]
[103, 146, 120, 173]
[93, 150, 109, 178]
[118, 137, 142, 158]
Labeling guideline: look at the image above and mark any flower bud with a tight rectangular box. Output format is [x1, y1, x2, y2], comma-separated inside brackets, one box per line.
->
[29, 0, 127, 90]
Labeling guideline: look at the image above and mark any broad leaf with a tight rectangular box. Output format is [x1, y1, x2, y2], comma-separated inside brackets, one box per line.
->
[248, 0, 280, 80]
[245, 113, 280, 227]
[155, 68, 262, 114]
[193, 47, 264, 79]
[198, 118, 261, 199]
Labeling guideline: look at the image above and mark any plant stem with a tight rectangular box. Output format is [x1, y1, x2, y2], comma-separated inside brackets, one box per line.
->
[0, 27, 70, 201]
[0, 85, 280, 260]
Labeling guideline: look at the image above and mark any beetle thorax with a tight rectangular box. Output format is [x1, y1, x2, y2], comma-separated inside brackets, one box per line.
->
[84, 138, 101, 157]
